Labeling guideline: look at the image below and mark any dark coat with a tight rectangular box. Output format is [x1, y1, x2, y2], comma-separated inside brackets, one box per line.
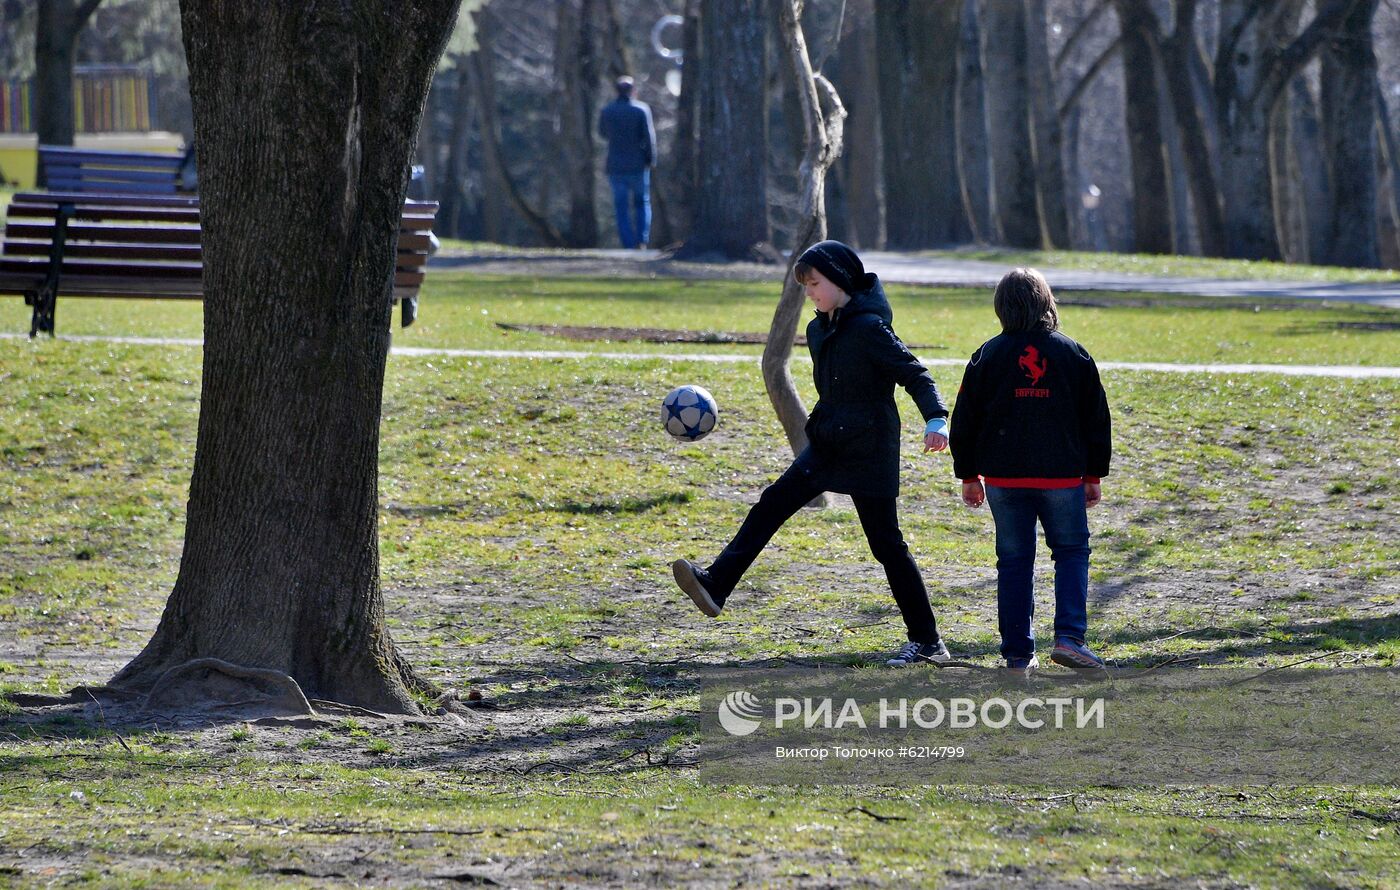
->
[597, 98, 656, 175]
[950, 329, 1112, 482]
[793, 275, 947, 498]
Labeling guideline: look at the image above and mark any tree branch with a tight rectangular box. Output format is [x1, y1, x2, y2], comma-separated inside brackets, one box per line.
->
[75, 0, 105, 28]
[1260, 0, 1366, 106]
[1058, 35, 1123, 122]
[1055, 0, 1111, 71]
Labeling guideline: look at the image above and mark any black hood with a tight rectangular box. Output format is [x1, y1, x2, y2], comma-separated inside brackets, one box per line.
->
[840, 273, 892, 324]
[812, 273, 891, 326]
[808, 274, 893, 358]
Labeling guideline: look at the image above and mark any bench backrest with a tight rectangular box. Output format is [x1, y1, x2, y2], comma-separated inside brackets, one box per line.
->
[0, 192, 438, 303]
[38, 146, 193, 195]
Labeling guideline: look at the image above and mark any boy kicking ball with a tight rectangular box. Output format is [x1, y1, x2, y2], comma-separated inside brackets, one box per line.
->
[671, 241, 955, 667]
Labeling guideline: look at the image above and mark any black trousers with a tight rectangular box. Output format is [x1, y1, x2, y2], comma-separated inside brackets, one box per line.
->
[706, 462, 941, 644]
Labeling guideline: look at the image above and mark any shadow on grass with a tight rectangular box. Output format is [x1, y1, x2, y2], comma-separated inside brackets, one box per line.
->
[1278, 319, 1400, 336]
[548, 491, 693, 515]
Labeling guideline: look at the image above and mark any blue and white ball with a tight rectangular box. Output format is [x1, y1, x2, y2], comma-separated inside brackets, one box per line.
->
[662, 385, 718, 441]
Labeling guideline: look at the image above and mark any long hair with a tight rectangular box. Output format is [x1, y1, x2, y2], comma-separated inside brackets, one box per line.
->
[993, 268, 1059, 333]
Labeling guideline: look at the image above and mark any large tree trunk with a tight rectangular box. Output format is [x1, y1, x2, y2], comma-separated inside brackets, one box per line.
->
[1024, 0, 1070, 248]
[1215, 0, 1282, 260]
[1214, 0, 1360, 260]
[1159, 0, 1225, 256]
[874, 0, 967, 248]
[955, 0, 990, 243]
[1320, 0, 1381, 268]
[1377, 85, 1400, 265]
[1288, 78, 1331, 265]
[35, 0, 103, 158]
[830, 0, 883, 249]
[767, 0, 844, 509]
[679, 0, 772, 260]
[470, 6, 566, 247]
[1113, 0, 1172, 254]
[979, 0, 1040, 247]
[110, 0, 460, 715]
[556, 0, 601, 248]
[667, 0, 701, 246]
[437, 64, 478, 240]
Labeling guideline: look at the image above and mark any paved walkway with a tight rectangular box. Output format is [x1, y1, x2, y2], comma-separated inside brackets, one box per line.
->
[430, 248, 1400, 309]
[5, 334, 1398, 378]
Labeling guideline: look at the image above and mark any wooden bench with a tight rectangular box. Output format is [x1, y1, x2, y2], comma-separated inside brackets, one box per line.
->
[39, 145, 198, 194]
[0, 192, 438, 336]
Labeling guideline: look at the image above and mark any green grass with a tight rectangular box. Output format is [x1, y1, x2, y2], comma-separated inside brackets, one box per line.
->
[1, 276, 1398, 885]
[925, 245, 1400, 283]
[1, 752, 1397, 887]
[4, 270, 1399, 366]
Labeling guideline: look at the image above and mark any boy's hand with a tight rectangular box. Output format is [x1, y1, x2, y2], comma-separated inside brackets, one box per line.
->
[1085, 482, 1102, 508]
[923, 432, 948, 453]
[962, 479, 985, 508]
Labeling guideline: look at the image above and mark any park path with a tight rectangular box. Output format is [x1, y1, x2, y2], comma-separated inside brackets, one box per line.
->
[4, 333, 1398, 378]
[429, 247, 1400, 309]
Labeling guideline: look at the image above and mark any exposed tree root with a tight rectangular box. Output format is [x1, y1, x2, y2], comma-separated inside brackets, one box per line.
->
[144, 658, 315, 717]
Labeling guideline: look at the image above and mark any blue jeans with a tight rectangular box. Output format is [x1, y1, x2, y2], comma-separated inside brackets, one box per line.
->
[985, 485, 1091, 660]
[609, 171, 651, 248]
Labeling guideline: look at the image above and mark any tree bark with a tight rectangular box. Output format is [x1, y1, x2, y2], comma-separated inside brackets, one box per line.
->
[955, 0, 990, 243]
[1376, 84, 1400, 264]
[1319, 0, 1381, 267]
[1214, 0, 1362, 260]
[110, 0, 461, 714]
[667, 0, 701, 246]
[1024, 0, 1070, 248]
[1287, 78, 1331, 265]
[470, 6, 566, 247]
[35, 0, 104, 158]
[556, 0, 600, 248]
[979, 0, 1040, 247]
[874, 0, 968, 248]
[679, 0, 773, 260]
[1159, 0, 1225, 256]
[437, 64, 477, 240]
[767, 0, 844, 501]
[830, 0, 883, 249]
[1113, 0, 1172, 254]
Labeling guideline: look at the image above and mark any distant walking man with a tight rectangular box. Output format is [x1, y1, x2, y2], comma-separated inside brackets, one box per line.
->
[598, 75, 656, 249]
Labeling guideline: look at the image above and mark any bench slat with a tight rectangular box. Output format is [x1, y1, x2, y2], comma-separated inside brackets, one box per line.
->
[7, 204, 202, 224]
[46, 178, 180, 195]
[39, 146, 187, 168]
[46, 164, 190, 183]
[1, 257, 204, 279]
[6, 222, 204, 244]
[14, 191, 201, 208]
[3, 239, 203, 262]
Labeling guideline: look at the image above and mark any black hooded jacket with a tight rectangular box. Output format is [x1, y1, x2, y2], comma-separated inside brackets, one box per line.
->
[793, 274, 947, 498]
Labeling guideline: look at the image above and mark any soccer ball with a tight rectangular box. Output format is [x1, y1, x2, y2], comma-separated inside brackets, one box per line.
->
[662, 385, 718, 441]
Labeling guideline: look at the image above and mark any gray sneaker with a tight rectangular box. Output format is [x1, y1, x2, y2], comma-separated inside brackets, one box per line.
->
[885, 640, 952, 666]
[672, 559, 723, 617]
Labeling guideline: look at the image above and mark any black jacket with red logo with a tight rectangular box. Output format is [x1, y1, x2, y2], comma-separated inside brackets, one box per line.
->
[950, 329, 1111, 483]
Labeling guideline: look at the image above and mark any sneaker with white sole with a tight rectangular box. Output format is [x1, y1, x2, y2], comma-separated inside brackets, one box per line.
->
[1050, 637, 1106, 671]
[885, 640, 952, 666]
[671, 559, 724, 617]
